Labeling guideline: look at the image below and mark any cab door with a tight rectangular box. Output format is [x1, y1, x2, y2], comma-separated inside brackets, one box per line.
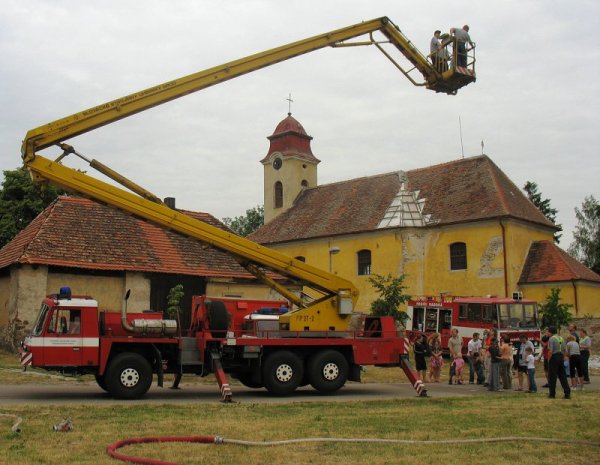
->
[43, 308, 83, 366]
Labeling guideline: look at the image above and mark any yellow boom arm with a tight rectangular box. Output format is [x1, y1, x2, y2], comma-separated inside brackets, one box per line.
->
[21, 17, 475, 332]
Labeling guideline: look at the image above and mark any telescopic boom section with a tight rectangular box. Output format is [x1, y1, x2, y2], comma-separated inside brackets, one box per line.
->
[21, 17, 474, 160]
[21, 17, 475, 332]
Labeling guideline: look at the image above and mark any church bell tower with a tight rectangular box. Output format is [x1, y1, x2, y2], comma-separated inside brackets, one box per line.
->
[261, 113, 320, 223]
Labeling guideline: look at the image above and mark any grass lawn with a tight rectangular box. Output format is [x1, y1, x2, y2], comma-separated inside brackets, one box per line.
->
[2, 350, 599, 465]
[1, 392, 599, 465]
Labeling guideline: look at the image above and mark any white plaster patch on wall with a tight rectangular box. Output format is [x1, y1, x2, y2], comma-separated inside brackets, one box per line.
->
[478, 236, 504, 278]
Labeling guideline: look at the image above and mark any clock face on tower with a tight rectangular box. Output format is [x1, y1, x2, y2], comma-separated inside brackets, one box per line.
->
[273, 158, 283, 170]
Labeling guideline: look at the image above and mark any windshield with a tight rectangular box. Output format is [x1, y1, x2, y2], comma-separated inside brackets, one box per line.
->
[498, 303, 538, 329]
[32, 304, 50, 336]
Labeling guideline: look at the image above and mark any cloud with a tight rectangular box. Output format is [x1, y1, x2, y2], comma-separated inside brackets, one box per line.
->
[1, 0, 598, 248]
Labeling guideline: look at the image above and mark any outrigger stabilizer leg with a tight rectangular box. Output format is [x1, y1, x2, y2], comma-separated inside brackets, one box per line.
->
[210, 350, 233, 403]
[400, 355, 428, 397]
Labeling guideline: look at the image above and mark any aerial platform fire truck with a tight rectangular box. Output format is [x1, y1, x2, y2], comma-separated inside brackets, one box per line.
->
[18, 17, 475, 400]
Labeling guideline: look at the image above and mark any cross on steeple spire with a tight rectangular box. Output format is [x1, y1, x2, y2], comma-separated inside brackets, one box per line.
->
[286, 93, 294, 115]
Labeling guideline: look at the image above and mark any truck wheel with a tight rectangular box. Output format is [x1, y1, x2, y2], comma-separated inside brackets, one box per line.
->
[236, 373, 263, 389]
[307, 350, 348, 394]
[262, 351, 303, 396]
[95, 373, 109, 392]
[207, 300, 229, 337]
[105, 353, 152, 399]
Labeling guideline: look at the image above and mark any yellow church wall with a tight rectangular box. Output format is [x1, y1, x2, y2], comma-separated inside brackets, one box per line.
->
[404, 221, 506, 298]
[267, 219, 557, 314]
[520, 281, 600, 317]
[268, 230, 402, 312]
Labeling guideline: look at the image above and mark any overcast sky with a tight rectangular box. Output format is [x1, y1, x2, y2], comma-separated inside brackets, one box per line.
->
[1, 0, 598, 249]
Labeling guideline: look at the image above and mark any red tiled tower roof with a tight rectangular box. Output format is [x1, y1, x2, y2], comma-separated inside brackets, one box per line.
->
[0, 196, 252, 278]
[519, 240, 600, 284]
[260, 113, 320, 164]
[250, 155, 558, 244]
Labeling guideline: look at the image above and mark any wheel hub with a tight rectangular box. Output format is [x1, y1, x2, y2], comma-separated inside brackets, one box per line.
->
[322, 362, 339, 381]
[120, 368, 140, 387]
[275, 363, 294, 382]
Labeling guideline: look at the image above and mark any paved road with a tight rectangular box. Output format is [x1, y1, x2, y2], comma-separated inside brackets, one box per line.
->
[1, 379, 593, 405]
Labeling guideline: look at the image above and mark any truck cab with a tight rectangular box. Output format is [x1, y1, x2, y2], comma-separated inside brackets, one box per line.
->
[24, 287, 99, 370]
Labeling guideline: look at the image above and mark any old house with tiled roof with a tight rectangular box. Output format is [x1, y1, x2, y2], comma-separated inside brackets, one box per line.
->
[0, 196, 279, 346]
[250, 113, 600, 316]
[519, 240, 600, 314]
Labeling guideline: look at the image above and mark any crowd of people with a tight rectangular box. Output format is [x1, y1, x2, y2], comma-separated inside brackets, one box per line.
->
[411, 323, 592, 399]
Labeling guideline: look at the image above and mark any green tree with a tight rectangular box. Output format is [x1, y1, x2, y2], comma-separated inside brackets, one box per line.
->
[538, 288, 573, 330]
[523, 181, 562, 243]
[166, 284, 184, 320]
[0, 168, 64, 249]
[222, 205, 264, 237]
[368, 273, 411, 326]
[568, 195, 600, 274]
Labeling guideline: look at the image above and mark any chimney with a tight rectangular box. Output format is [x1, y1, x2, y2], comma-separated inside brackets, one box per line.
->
[164, 197, 176, 209]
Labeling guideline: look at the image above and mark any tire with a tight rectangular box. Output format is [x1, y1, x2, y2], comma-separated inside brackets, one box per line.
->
[236, 372, 263, 389]
[262, 351, 303, 396]
[207, 300, 229, 338]
[307, 350, 348, 394]
[95, 373, 109, 392]
[105, 353, 153, 399]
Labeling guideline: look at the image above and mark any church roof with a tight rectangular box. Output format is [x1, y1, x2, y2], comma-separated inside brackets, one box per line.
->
[260, 113, 320, 164]
[0, 196, 252, 279]
[519, 240, 600, 284]
[250, 155, 558, 244]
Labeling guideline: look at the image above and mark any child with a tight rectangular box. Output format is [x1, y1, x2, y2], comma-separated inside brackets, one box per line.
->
[428, 334, 443, 383]
[525, 346, 537, 393]
[451, 354, 465, 385]
[472, 352, 484, 384]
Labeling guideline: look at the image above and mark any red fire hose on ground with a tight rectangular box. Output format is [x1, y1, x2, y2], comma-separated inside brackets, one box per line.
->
[106, 435, 600, 465]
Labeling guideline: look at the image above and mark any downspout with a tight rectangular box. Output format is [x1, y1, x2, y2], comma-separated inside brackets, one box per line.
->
[571, 280, 579, 315]
[499, 219, 508, 297]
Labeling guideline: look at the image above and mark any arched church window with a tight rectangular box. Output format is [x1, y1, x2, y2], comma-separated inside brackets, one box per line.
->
[450, 242, 467, 270]
[274, 181, 283, 209]
[357, 249, 372, 276]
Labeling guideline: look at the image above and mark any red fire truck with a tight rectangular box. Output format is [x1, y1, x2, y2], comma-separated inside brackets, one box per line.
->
[21, 287, 421, 400]
[18, 17, 475, 401]
[405, 296, 542, 354]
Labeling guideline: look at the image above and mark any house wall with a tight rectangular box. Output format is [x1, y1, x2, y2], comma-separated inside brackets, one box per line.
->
[47, 272, 124, 311]
[46, 270, 150, 313]
[267, 219, 555, 313]
[11, 265, 48, 326]
[520, 281, 600, 317]
[0, 275, 9, 327]
[207, 280, 287, 301]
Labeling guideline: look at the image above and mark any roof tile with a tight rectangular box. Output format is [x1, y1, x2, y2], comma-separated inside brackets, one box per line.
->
[251, 155, 557, 244]
[0, 196, 252, 278]
[519, 240, 600, 283]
